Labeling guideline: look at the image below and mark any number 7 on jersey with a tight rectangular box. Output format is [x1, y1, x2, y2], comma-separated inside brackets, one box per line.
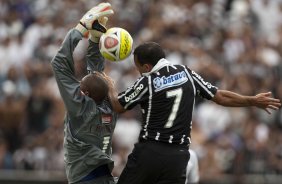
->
[164, 88, 183, 128]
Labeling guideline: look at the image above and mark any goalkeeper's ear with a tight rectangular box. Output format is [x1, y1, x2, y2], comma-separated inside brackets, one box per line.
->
[89, 16, 108, 43]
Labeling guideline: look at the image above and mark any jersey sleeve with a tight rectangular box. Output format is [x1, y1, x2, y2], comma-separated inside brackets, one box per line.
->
[86, 39, 105, 73]
[51, 29, 97, 116]
[186, 66, 217, 100]
[118, 76, 149, 110]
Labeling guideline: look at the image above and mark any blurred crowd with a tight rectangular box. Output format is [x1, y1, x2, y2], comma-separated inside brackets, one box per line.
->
[0, 0, 282, 182]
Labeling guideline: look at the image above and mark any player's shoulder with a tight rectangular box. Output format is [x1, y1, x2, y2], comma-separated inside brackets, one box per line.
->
[119, 76, 149, 98]
[171, 64, 193, 74]
[133, 76, 149, 88]
[168, 64, 186, 70]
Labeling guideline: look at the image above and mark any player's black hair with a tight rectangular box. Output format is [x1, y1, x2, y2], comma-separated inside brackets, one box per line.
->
[81, 73, 109, 104]
[133, 42, 166, 66]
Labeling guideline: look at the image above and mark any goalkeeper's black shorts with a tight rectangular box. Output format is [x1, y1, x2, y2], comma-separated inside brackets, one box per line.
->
[117, 140, 190, 184]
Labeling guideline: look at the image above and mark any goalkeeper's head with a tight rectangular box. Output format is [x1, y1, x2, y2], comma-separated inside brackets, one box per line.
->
[80, 72, 109, 104]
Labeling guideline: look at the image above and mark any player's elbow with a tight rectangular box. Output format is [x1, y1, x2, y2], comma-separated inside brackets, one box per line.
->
[113, 104, 126, 113]
[212, 90, 226, 106]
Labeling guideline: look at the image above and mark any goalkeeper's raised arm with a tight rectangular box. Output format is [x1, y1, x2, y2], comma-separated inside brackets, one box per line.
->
[51, 2, 114, 114]
[86, 15, 111, 73]
[50, 3, 118, 184]
[86, 17, 108, 73]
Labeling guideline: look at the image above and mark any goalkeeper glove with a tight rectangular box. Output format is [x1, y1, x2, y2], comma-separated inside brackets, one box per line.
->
[75, 2, 114, 38]
[89, 16, 109, 43]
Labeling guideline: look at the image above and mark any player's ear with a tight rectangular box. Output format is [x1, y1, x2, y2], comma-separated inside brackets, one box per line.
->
[80, 89, 89, 96]
[143, 64, 153, 72]
[84, 91, 89, 96]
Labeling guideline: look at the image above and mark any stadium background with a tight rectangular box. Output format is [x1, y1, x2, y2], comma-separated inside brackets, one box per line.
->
[0, 0, 281, 183]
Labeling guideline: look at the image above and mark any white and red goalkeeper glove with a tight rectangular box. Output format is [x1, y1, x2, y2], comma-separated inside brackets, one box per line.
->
[89, 16, 109, 43]
[75, 2, 114, 39]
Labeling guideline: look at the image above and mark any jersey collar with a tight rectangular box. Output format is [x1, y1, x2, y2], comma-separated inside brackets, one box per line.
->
[142, 58, 170, 76]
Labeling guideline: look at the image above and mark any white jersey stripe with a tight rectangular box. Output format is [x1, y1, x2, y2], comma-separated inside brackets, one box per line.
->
[134, 76, 144, 89]
[169, 135, 173, 143]
[180, 135, 185, 144]
[187, 137, 191, 144]
[183, 66, 196, 96]
[143, 76, 152, 139]
[184, 67, 196, 125]
[142, 131, 148, 139]
[192, 76, 214, 97]
[155, 132, 160, 141]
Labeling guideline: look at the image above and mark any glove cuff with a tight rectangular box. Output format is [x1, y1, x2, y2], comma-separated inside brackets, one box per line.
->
[75, 23, 89, 38]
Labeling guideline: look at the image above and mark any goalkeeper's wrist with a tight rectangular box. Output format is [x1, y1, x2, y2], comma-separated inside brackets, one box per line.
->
[75, 23, 89, 38]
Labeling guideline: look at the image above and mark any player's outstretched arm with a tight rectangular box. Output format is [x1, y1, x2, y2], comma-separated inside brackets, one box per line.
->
[212, 90, 281, 114]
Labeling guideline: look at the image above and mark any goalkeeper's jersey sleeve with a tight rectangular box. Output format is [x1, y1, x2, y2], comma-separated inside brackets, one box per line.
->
[51, 29, 91, 116]
[86, 39, 105, 73]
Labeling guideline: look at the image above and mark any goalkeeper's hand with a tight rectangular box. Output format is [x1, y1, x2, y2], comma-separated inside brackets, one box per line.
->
[75, 2, 114, 38]
[89, 16, 109, 43]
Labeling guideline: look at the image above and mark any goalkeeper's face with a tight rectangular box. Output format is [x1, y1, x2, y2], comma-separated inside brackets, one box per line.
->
[80, 72, 109, 104]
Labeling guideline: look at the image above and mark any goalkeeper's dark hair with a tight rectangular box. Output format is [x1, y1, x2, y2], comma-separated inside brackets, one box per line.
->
[133, 42, 166, 66]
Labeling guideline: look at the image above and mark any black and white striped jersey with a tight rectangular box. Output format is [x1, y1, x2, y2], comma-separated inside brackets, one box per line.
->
[118, 59, 217, 145]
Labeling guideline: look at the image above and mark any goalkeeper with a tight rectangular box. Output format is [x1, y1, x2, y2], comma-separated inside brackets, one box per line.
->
[51, 3, 117, 184]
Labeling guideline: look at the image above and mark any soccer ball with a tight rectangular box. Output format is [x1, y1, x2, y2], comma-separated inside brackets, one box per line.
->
[99, 27, 133, 62]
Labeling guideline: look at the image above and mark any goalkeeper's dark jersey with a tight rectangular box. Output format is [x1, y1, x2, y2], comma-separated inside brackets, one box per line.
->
[51, 29, 117, 183]
[118, 59, 217, 145]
